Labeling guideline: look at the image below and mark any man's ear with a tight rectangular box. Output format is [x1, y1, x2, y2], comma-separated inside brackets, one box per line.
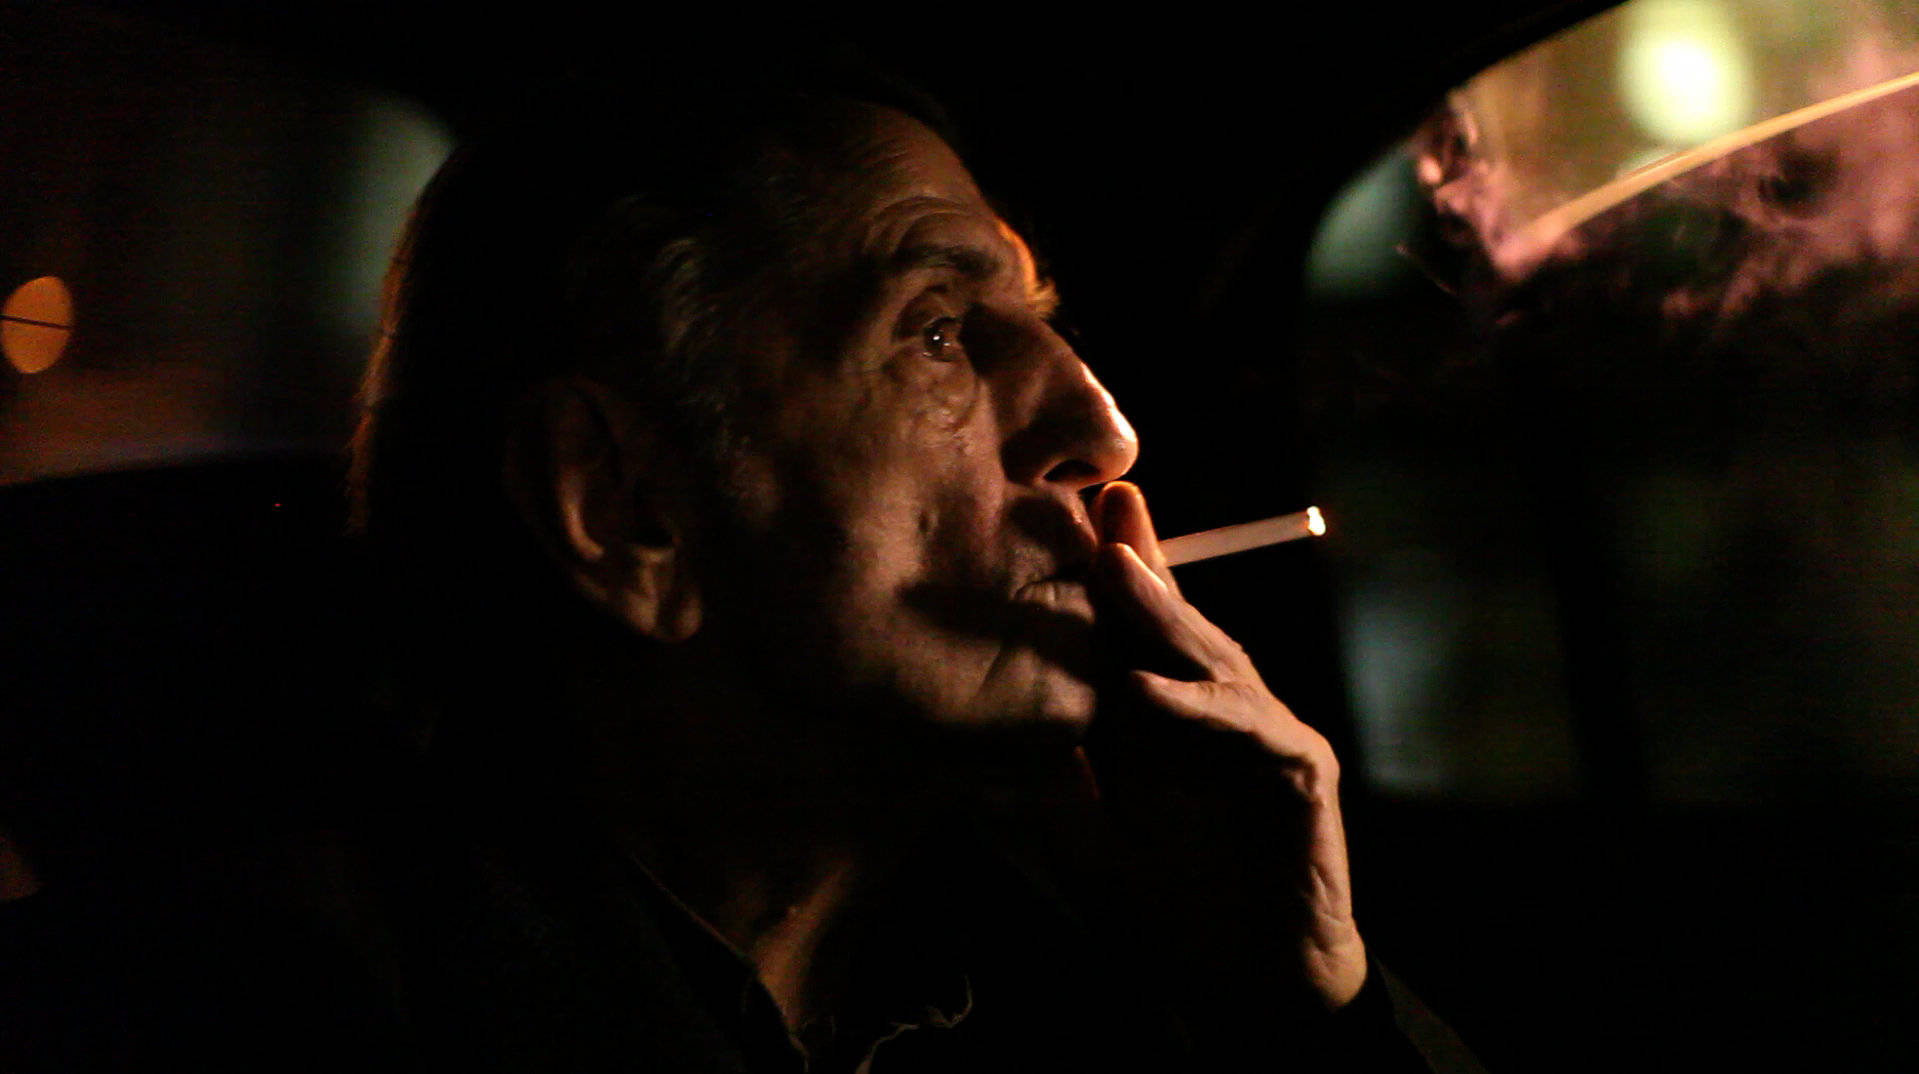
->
[503, 376, 703, 643]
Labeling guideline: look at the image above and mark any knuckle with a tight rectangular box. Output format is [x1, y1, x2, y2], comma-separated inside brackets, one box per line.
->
[1222, 681, 1265, 712]
[1305, 734, 1342, 790]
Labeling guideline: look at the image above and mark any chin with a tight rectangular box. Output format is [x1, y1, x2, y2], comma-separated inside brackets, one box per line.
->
[1023, 672, 1100, 735]
[962, 659, 1098, 741]
[984, 600, 1101, 731]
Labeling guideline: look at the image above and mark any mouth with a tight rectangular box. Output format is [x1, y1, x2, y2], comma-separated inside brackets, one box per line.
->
[1001, 572, 1101, 690]
[1012, 573, 1095, 619]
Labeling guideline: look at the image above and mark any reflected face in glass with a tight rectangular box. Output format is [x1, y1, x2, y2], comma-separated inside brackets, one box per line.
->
[699, 107, 1138, 745]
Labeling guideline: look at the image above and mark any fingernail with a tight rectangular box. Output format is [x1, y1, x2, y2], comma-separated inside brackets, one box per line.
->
[1100, 481, 1136, 529]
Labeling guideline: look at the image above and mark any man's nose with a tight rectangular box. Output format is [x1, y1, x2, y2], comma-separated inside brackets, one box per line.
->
[999, 325, 1139, 491]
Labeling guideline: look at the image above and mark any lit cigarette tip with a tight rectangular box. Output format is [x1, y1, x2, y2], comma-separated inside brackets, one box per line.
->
[1159, 506, 1329, 567]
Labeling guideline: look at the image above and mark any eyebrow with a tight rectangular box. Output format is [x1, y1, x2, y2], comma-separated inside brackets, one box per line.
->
[888, 241, 1060, 317]
[889, 242, 1006, 281]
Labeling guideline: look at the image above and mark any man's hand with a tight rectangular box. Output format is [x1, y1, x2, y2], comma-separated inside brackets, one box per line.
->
[1083, 480, 1368, 1012]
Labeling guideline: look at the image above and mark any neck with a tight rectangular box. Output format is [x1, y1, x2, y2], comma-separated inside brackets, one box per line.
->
[562, 645, 942, 1030]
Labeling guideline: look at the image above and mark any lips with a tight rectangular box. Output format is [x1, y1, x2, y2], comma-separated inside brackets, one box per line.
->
[1013, 575, 1095, 619]
[1000, 502, 1099, 619]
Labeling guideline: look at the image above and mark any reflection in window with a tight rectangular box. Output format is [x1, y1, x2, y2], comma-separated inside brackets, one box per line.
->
[1303, 0, 1919, 805]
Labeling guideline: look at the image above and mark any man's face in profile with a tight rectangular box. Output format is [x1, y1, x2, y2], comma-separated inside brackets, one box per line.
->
[697, 107, 1139, 744]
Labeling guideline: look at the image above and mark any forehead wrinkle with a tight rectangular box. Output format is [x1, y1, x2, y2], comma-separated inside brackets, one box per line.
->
[837, 119, 1061, 327]
[866, 203, 1058, 316]
[888, 241, 1004, 281]
[863, 197, 977, 258]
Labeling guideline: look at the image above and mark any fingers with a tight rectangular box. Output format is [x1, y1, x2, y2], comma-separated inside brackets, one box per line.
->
[1089, 481, 1313, 758]
[1094, 481, 1177, 594]
[1132, 666, 1336, 794]
[1131, 670, 1259, 734]
[1094, 540, 1256, 683]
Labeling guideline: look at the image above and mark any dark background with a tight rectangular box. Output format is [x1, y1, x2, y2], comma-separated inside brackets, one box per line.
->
[6, 1, 1915, 1070]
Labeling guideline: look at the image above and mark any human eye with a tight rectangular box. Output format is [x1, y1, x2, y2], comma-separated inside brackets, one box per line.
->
[918, 314, 965, 362]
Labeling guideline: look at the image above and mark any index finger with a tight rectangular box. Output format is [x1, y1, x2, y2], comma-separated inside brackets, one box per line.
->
[1094, 481, 1179, 595]
[1094, 540, 1255, 683]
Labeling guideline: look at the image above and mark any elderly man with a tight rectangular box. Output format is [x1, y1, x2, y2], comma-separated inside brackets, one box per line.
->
[347, 75, 1474, 1072]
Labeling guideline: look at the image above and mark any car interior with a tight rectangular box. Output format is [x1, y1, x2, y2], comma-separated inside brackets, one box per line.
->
[4, 1, 1915, 1069]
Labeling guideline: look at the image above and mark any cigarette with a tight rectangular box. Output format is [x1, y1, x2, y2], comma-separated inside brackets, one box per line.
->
[1159, 507, 1327, 567]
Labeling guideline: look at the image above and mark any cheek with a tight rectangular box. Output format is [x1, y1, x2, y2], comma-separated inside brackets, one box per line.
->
[918, 361, 984, 427]
[849, 452, 1004, 602]
[853, 358, 1002, 564]
[871, 332, 986, 433]
[913, 426, 1011, 582]
[738, 351, 1009, 610]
